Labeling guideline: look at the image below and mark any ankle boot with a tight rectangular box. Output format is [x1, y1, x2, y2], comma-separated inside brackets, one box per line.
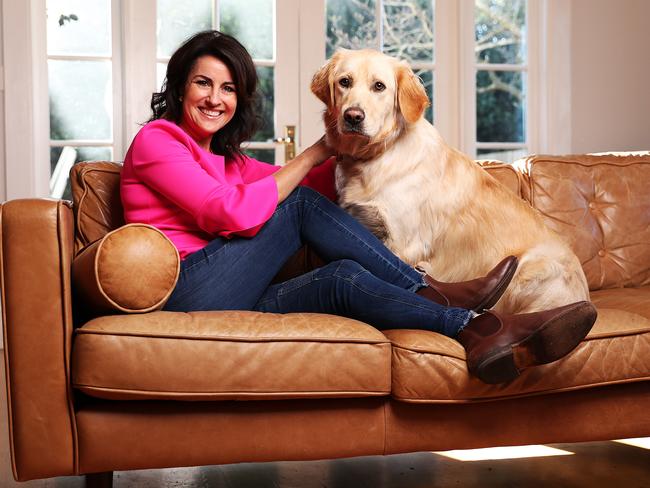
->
[458, 301, 598, 384]
[416, 256, 518, 313]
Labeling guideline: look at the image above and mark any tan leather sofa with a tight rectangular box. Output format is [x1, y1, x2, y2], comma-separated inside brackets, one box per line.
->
[2, 153, 650, 486]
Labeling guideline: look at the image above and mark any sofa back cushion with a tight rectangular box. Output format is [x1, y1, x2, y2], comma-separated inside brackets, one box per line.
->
[478, 160, 524, 198]
[70, 161, 124, 253]
[515, 153, 650, 290]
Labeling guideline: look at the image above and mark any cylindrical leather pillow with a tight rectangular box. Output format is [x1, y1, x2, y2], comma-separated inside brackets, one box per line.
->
[72, 224, 180, 313]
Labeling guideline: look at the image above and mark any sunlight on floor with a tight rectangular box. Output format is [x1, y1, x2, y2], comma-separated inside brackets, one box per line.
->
[613, 437, 650, 450]
[434, 437, 650, 462]
[434, 445, 574, 462]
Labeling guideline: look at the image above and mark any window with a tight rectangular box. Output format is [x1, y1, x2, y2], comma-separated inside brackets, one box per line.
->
[156, 0, 277, 163]
[46, 0, 120, 198]
[8, 0, 563, 199]
[474, 0, 527, 162]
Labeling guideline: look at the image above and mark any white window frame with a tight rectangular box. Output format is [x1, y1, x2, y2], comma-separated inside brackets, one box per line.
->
[47, 0, 123, 195]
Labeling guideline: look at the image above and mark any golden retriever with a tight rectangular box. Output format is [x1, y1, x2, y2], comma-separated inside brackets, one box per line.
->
[311, 49, 590, 314]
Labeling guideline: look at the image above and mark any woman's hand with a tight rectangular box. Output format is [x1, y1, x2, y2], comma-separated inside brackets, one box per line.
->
[301, 136, 334, 167]
[273, 135, 334, 202]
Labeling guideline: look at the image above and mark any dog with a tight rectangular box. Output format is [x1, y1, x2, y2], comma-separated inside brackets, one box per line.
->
[310, 49, 590, 314]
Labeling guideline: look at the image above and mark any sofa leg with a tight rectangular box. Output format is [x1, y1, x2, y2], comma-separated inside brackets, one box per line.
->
[86, 471, 113, 488]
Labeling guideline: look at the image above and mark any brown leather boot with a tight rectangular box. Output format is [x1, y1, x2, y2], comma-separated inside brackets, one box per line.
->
[458, 301, 598, 384]
[416, 256, 518, 313]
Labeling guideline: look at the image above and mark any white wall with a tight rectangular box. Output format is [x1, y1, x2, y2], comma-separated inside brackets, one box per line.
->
[570, 0, 650, 153]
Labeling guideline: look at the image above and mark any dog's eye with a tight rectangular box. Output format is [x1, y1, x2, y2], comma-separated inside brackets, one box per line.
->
[374, 81, 386, 92]
[339, 77, 351, 88]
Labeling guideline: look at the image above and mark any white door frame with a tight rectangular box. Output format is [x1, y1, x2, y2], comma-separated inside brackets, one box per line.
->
[297, 1, 326, 150]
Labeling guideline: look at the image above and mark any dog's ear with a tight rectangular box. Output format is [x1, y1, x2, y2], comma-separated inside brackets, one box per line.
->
[396, 62, 429, 123]
[311, 51, 343, 106]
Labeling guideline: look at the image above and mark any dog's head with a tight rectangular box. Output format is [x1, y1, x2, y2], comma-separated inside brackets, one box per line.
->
[311, 49, 429, 158]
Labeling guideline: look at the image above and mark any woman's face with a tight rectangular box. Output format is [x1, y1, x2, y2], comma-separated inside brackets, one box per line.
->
[179, 55, 238, 150]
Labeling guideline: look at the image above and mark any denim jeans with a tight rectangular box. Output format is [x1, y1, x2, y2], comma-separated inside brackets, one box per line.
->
[164, 187, 472, 337]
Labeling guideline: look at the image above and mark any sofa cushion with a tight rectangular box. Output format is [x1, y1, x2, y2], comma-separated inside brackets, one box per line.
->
[71, 224, 180, 313]
[70, 161, 124, 253]
[514, 153, 650, 290]
[384, 288, 650, 403]
[72, 311, 391, 400]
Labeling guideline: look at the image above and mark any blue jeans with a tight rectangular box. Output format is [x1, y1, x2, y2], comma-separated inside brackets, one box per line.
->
[164, 187, 472, 337]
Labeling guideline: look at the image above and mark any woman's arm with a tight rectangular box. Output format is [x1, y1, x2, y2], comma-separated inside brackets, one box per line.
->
[273, 137, 333, 202]
[127, 122, 279, 235]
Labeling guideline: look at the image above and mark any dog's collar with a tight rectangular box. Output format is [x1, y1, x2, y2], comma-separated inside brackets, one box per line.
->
[336, 152, 381, 165]
[336, 153, 361, 165]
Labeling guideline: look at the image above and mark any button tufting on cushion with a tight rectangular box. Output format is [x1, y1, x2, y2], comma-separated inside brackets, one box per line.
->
[515, 153, 650, 290]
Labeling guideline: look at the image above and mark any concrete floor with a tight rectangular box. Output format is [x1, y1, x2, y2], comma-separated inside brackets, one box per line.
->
[2, 355, 650, 487]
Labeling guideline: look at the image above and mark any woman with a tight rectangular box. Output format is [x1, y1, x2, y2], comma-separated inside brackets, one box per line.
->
[121, 30, 596, 384]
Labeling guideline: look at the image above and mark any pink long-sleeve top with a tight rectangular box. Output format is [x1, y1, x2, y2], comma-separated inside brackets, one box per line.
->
[121, 119, 336, 259]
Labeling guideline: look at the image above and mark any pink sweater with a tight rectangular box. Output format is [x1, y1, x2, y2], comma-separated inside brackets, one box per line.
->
[121, 119, 335, 259]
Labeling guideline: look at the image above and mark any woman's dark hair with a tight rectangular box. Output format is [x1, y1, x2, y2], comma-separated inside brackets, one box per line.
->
[150, 30, 260, 160]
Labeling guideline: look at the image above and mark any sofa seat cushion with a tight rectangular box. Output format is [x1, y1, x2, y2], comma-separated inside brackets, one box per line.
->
[590, 287, 650, 319]
[72, 311, 391, 401]
[384, 291, 650, 403]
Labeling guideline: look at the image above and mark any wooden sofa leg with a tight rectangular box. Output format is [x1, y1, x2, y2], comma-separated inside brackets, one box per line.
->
[86, 471, 113, 488]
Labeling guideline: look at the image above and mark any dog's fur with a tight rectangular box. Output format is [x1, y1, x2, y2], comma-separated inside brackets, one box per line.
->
[311, 49, 589, 314]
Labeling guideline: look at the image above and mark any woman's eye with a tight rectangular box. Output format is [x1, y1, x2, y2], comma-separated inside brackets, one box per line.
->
[223, 85, 236, 93]
[374, 81, 386, 92]
[195, 79, 209, 87]
[339, 77, 351, 88]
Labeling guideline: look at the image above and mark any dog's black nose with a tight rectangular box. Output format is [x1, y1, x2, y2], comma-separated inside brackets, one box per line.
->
[344, 107, 365, 126]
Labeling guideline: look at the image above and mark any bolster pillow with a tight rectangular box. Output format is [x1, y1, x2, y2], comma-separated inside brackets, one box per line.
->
[72, 224, 180, 313]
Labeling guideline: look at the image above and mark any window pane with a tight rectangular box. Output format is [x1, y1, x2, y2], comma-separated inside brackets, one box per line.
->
[254, 66, 274, 142]
[47, 0, 111, 56]
[219, 0, 274, 60]
[50, 146, 113, 199]
[475, 0, 526, 64]
[476, 70, 525, 143]
[327, 0, 378, 57]
[383, 0, 434, 62]
[244, 148, 275, 165]
[157, 0, 212, 58]
[477, 148, 527, 164]
[49, 60, 112, 140]
[414, 68, 434, 122]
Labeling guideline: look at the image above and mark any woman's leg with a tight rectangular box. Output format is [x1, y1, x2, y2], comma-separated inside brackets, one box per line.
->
[165, 186, 425, 312]
[284, 187, 425, 290]
[254, 259, 472, 337]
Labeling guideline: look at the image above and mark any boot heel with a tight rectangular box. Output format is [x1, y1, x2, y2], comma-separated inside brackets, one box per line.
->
[473, 348, 520, 384]
[515, 302, 597, 367]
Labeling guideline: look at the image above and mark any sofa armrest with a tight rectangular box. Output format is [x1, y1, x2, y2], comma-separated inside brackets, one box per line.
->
[0, 199, 76, 480]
